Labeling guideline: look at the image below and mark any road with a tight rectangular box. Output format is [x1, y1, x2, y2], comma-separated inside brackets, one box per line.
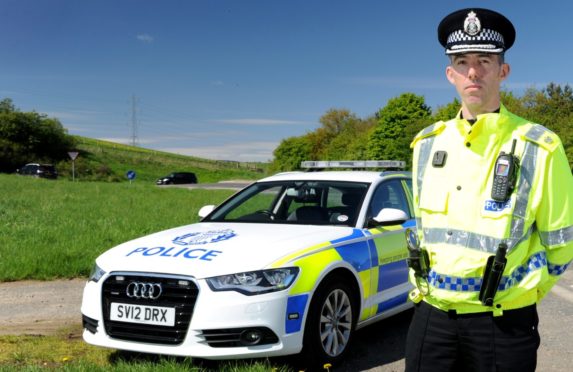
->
[0, 269, 572, 371]
[157, 180, 252, 190]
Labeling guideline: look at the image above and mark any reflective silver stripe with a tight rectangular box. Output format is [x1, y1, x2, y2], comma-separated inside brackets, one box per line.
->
[415, 131, 437, 234]
[539, 225, 573, 247]
[416, 136, 435, 194]
[507, 140, 538, 252]
[521, 124, 571, 249]
[424, 225, 533, 254]
[420, 123, 439, 137]
[524, 124, 548, 142]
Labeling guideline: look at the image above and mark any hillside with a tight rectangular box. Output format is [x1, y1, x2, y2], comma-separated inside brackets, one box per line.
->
[54, 136, 269, 183]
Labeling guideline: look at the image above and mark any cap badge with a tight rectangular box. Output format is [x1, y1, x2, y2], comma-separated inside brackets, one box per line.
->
[463, 11, 481, 36]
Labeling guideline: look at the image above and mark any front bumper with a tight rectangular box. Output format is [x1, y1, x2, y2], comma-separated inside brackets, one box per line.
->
[80, 272, 304, 359]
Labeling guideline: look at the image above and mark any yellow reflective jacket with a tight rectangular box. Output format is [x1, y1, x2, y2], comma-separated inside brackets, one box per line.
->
[410, 105, 573, 315]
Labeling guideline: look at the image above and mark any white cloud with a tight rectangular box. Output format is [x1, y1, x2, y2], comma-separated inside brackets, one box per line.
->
[211, 80, 225, 86]
[97, 137, 156, 146]
[213, 118, 308, 126]
[43, 110, 104, 121]
[160, 141, 278, 162]
[136, 34, 154, 43]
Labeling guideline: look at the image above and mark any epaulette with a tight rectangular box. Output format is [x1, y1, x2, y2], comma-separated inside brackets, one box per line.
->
[410, 121, 446, 148]
[520, 124, 560, 152]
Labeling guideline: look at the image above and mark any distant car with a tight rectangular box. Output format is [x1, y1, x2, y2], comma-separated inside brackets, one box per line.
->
[156, 172, 197, 185]
[82, 160, 414, 367]
[17, 163, 58, 179]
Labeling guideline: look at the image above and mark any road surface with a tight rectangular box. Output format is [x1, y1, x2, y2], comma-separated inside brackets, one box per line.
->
[1, 269, 572, 371]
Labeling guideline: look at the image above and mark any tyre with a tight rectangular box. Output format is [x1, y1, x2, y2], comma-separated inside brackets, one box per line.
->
[301, 277, 357, 368]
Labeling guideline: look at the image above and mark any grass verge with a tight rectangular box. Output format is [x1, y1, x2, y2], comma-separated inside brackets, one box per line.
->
[0, 325, 297, 371]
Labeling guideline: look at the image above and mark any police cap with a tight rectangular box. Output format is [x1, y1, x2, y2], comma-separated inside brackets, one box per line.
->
[438, 8, 516, 55]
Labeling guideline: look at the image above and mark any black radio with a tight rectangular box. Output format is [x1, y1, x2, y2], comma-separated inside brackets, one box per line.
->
[491, 139, 519, 202]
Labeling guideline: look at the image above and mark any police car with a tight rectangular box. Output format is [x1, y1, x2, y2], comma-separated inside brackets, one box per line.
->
[81, 160, 415, 367]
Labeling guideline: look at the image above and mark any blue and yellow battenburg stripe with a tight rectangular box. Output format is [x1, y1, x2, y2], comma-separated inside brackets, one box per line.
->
[273, 220, 415, 334]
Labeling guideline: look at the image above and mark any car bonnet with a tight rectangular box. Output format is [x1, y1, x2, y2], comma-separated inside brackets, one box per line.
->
[95, 222, 358, 279]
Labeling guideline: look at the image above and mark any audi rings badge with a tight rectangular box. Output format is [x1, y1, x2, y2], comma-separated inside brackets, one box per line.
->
[126, 282, 163, 300]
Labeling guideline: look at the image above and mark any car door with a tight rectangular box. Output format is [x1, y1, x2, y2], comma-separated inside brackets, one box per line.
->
[363, 178, 414, 319]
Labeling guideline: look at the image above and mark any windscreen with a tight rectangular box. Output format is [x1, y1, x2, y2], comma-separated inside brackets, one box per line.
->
[204, 180, 369, 226]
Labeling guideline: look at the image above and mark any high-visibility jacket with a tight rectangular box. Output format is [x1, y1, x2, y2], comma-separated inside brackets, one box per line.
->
[410, 104, 573, 315]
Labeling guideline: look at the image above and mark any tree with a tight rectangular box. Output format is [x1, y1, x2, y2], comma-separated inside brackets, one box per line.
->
[367, 93, 431, 167]
[432, 98, 461, 122]
[270, 135, 312, 172]
[0, 99, 76, 172]
[310, 109, 361, 159]
[324, 115, 377, 160]
[0, 98, 16, 113]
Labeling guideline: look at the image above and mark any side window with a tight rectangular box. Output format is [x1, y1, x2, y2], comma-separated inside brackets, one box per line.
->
[369, 179, 411, 218]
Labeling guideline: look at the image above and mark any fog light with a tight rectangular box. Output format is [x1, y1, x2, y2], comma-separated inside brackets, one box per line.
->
[240, 329, 263, 346]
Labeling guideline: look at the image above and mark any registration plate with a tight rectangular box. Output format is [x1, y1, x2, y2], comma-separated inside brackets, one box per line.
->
[110, 303, 176, 326]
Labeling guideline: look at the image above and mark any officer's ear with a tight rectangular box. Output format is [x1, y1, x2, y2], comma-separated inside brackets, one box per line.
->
[499, 63, 510, 81]
[445, 65, 456, 85]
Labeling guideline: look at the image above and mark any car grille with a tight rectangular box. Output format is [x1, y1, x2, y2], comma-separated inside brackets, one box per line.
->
[102, 273, 198, 345]
[199, 327, 279, 347]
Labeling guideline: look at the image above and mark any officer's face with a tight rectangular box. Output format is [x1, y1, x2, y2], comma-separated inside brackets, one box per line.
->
[446, 53, 510, 114]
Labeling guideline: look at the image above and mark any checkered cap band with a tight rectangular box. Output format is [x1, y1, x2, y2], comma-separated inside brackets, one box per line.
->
[446, 28, 505, 53]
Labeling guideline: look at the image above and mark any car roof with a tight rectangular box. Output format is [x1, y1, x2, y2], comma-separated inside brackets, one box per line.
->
[258, 170, 411, 183]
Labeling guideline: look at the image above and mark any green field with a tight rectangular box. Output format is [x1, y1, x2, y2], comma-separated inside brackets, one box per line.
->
[0, 147, 311, 370]
[56, 136, 268, 183]
[1, 136, 271, 281]
[0, 174, 236, 281]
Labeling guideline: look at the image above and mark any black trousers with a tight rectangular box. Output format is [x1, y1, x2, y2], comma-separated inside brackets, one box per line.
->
[405, 301, 540, 372]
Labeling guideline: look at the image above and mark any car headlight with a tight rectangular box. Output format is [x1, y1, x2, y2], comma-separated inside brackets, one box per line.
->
[206, 267, 299, 295]
[89, 263, 106, 283]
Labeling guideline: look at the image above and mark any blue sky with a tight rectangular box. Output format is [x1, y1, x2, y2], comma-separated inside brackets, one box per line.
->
[2, 0, 573, 162]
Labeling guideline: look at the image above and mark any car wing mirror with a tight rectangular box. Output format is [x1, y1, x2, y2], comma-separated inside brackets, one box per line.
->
[368, 208, 408, 228]
[198, 205, 216, 219]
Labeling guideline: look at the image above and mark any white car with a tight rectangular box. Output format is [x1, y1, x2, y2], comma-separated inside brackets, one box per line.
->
[81, 161, 415, 367]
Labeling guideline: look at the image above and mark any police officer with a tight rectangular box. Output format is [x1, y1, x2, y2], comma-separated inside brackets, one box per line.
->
[406, 8, 573, 372]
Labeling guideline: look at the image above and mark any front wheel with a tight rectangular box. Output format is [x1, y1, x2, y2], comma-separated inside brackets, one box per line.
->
[301, 278, 356, 367]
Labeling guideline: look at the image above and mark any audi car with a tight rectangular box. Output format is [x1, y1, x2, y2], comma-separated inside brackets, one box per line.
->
[81, 160, 415, 367]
